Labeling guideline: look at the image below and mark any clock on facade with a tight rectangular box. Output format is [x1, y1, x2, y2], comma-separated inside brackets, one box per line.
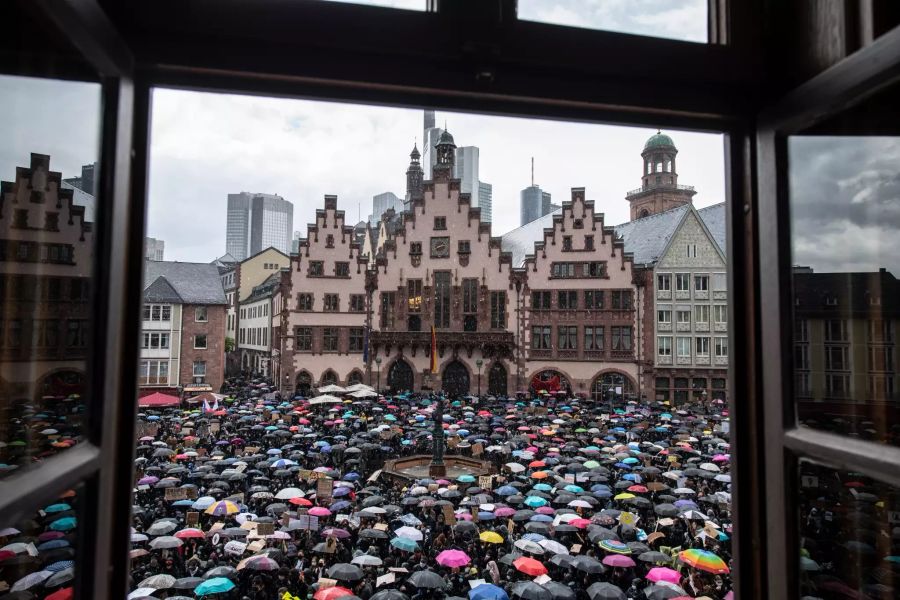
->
[430, 236, 450, 258]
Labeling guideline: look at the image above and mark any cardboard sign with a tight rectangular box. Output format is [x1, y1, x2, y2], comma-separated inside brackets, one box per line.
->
[478, 475, 493, 490]
[186, 512, 200, 526]
[209, 522, 225, 534]
[448, 437, 459, 449]
[801, 476, 818, 489]
[211, 533, 221, 545]
[317, 478, 334, 503]
[388, 568, 409, 574]
[282, 513, 292, 527]
[165, 488, 188, 501]
[247, 540, 266, 553]
[318, 578, 338, 590]
[373, 523, 389, 531]
[209, 422, 220, 434]
[295, 515, 320, 531]
[257, 523, 275, 536]
[618, 512, 637, 526]
[507, 518, 515, 533]
[376, 573, 396, 588]
[244, 446, 260, 455]
[570, 544, 582, 554]
[471, 508, 479, 522]
[368, 469, 382, 482]
[240, 521, 257, 531]
[472, 443, 484, 456]
[468, 580, 487, 590]
[324, 537, 338, 554]
[442, 504, 456, 525]
[298, 469, 313, 481]
[564, 474, 575, 484]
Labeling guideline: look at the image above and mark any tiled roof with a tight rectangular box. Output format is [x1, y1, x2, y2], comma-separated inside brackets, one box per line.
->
[499, 209, 562, 268]
[143, 261, 227, 305]
[242, 273, 281, 304]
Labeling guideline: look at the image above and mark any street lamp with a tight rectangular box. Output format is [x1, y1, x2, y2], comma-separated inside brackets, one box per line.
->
[475, 359, 483, 396]
[375, 356, 382, 392]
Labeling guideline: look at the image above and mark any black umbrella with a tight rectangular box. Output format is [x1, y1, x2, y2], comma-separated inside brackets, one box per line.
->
[370, 591, 410, 600]
[586, 582, 625, 600]
[548, 553, 577, 569]
[407, 570, 445, 589]
[541, 582, 576, 600]
[328, 563, 364, 581]
[637, 551, 670, 564]
[174, 577, 204, 589]
[654, 503, 678, 517]
[204, 566, 238, 579]
[511, 582, 551, 600]
[499, 552, 523, 566]
[644, 585, 683, 600]
[572, 556, 605, 574]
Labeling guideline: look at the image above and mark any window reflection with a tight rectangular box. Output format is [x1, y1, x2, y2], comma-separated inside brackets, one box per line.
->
[790, 137, 900, 446]
[797, 460, 899, 599]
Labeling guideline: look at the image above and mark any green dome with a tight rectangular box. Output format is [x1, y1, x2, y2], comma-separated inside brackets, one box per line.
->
[644, 132, 675, 151]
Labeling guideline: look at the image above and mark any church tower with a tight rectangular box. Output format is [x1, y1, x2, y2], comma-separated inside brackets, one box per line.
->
[405, 143, 424, 203]
[626, 131, 696, 220]
[432, 129, 456, 181]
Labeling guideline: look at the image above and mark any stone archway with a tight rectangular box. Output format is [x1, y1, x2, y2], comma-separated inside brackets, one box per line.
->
[487, 362, 508, 397]
[590, 371, 636, 403]
[321, 369, 339, 386]
[347, 370, 364, 385]
[295, 371, 313, 397]
[442, 360, 470, 398]
[387, 359, 414, 393]
[530, 369, 570, 395]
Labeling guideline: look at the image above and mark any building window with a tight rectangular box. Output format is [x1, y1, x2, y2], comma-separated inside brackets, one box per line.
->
[335, 262, 350, 277]
[309, 261, 324, 276]
[825, 345, 849, 371]
[141, 332, 170, 350]
[584, 326, 604, 350]
[323, 327, 338, 352]
[350, 294, 366, 313]
[558, 325, 577, 350]
[658, 309, 672, 324]
[675, 273, 690, 292]
[696, 336, 710, 356]
[193, 306, 207, 322]
[558, 290, 577, 310]
[410, 242, 422, 255]
[562, 236, 572, 251]
[611, 290, 632, 310]
[825, 373, 850, 397]
[658, 336, 672, 356]
[695, 275, 709, 291]
[868, 319, 894, 343]
[298, 293, 313, 311]
[349, 328, 364, 352]
[695, 304, 709, 325]
[676, 309, 691, 326]
[531, 326, 551, 350]
[715, 337, 728, 358]
[434, 216, 447, 230]
[380, 292, 396, 329]
[532, 291, 551, 310]
[584, 290, 604, 309]
[612, 327, 632, 351]
[584, 235, 594, 250]
[676, 336, 691, 358]
[462, 279, 478, 314]
[584, 262, 606, 278]
[795, 344, 809, 370]
[143, 304, 172, 322]
[458, 240, 470, 254]
[324, 294, 339, 312]
[657, 274, 671, 291]
[295, 327, 312, 351]
[326, 234, 335, 248]
[552, 262, 576, 278]
[65, 320, 86, 348]
[687, 244, 697, 258]
[714, 305, 728, 324]
[195, 334, 207, 349]
[573, 219, 583, 229]
[490, 291, 506, 329]
[192, 361, 206, 381]
[868, 346, 894, 372]
[433, 272, 451, 328]
[139, 360, 170, 386]
[824, 319, 848, 342]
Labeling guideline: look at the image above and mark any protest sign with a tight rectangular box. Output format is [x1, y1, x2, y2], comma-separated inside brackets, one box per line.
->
[186, 512, 200, 526]
[317, 478, 334, 503]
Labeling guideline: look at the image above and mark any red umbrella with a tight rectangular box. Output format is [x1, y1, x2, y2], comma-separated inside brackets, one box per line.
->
[513, 556, 548, 576]
[314, 586, 355, 600]
[45, 588, 74, 600]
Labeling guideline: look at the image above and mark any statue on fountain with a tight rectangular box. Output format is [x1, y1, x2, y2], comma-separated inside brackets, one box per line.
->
[429, 392, 447, 477]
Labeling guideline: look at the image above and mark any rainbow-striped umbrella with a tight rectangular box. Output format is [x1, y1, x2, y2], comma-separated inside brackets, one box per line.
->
[678, 549, 730, 574]
[598, 540, 632, 555]
[204, 500, 239, 516]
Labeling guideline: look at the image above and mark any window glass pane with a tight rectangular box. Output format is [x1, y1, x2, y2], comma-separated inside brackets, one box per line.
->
[518, 0, 708, 43]
[797, 459, 900, 598]
[319, 0, 425, 10]
[0, 483, 83, 597]
[789, 134, 900, 446]
[0, 71, 101, 474]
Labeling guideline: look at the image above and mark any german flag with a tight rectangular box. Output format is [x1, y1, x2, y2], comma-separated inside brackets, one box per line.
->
[430, 325, 438, 374]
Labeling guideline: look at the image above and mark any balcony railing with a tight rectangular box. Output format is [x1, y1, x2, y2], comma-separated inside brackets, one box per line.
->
[626, 183, 696, 198]
[371, 330, 515, 358]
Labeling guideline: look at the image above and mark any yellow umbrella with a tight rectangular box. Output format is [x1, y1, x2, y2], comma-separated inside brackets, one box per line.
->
[479, 531, 504, 544]
[614, 492, 635, 501]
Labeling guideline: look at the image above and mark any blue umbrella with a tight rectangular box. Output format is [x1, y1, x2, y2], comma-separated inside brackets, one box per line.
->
[522, 533, 546, 541]
[37, 540, 70, 550]
[343, 472, 361, 481]
[332, 487, 351, 497]
[529, 514, 553, 522]
[458, 475, 476, 483]
[329, 500, 351, 512]
[477, 512, 496, 520]
[195, 577, 236, 596]
[44, 503, 71, 513]
[390, 537, 418, 551]
[45, 560, 74, 572]
[524, 496, 547, 508]
[469, 583, 509, 600]
[496, 486, 517, 496]
[49, 517, 76, 531]
[172, 500, 194, 507]
[533, 484, 553, 492]
[400, 514, 423, 526]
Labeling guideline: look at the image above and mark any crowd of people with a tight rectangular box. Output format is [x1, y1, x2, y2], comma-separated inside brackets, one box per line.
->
[0, 375, 892, 599]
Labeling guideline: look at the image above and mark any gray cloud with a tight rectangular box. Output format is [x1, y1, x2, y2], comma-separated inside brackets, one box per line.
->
[790, 137, 900, 273]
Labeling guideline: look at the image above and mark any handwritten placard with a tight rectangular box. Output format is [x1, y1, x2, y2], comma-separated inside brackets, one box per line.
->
[256, 523, 275, 536]
[165, 487, 188, 501]
[376, 573, 396, 588]
[317, 478, 334, 503]
[478, 475, 493, 490]
[442, 504, 456, 525]
[471, 442, 484, 456]
[186, 512, 200, 526]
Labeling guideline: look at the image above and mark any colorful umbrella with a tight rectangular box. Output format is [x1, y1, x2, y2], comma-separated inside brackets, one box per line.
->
[678, 549, 730, 574]
[645, 567, 681, 584]
[513, 556, 548, 576]
[436, 549, 471, 567]
[204, 500, 239, 516]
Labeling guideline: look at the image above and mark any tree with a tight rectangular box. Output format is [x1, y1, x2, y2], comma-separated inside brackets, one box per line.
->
[225, 336, 235, 352]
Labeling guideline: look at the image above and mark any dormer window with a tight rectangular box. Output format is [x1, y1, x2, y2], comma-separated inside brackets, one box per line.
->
[434, 216, 446, 230]
[410, 242, 422, 255]
[326, 234, 334, 248]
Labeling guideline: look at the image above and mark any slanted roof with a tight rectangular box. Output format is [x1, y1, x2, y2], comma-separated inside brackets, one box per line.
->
[500, 208, 562, 268]
[144, 275, 183, 304]
[613, 205, 690, 265]
[143, 261, 227, 305]
[242, 272, 281, 304]
[211, 252, 238, 267]
[697, 203, 726, 254]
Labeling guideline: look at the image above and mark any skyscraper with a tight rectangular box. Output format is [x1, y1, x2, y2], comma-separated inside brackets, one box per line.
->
[424, 110, 435, 132]
[226, 192, 293, 260]
[144, 237, 165, 261]
[370, 191, 404, 224]
[478, 181, 493, 223]
[520, 185, 553, 226]
[454, 146, 480, 198]
[422, 125, 444, 181]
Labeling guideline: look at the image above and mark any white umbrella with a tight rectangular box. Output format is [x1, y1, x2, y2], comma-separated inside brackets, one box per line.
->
[128, 588, 157, 600]
[538, 539, 569, 555]
[224, 540, 247, 555]
[514, 539, 545, 555]
[352, 554, 383, 566]
[309, 394, 342, 405]
[568, 500, 592, 509]
[350, 389, 378, 398]
[395, 526, 423, 540]
[699, 462, 721, 472]
[12, 570, 52, 592]
[317, 385, 347, 394]
[345, 383, 374, 392]
[138, 574, 176, 589]
[506, 463, 526, 473]
[149, 536, 183, 549]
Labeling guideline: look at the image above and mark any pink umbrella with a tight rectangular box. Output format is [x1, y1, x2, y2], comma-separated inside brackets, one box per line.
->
[712, 454, 730, 462]
[570, 518, 592, 529]
[536, 507, 555, 515]
[603, 554, 636, 568]
[495, 508, 516, 517]
[455, 512, 473, 521]
[321, 528, 351, 539]
[309, 507, 331, 517]
[646, 567, 681, 584]
[436, 549, 471, 568]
